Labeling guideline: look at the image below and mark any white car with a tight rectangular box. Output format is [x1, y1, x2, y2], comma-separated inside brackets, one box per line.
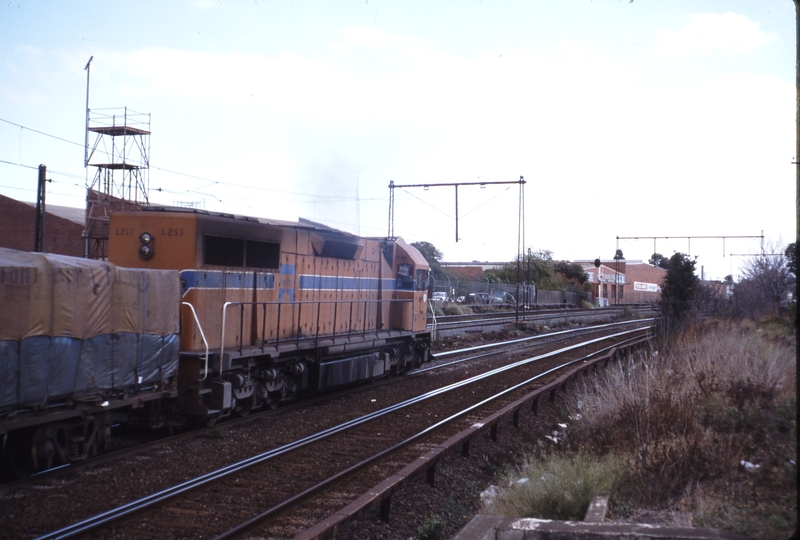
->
[432, 292, 448, 303]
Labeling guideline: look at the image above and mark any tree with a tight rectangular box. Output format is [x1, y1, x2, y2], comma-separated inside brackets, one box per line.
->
[660, 252, 699, 328]
[489, 249, 563, 289]
[649, 252, 670, 269]
[410, 241, 447, 280]
[785, 242, 796, 278]
[554, 261, 589, 285]
[732, 243, 794, 319]
[483, 272, 501, 284]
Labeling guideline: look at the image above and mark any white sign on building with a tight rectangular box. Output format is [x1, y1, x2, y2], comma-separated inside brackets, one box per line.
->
[633, 281, 660, 293]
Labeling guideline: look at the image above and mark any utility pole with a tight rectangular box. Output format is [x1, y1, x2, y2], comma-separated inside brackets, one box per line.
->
[33, 165, 47, 252]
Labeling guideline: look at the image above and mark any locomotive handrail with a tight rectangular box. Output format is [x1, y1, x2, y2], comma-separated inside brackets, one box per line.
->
[220, 301, 233, 377]
[219, 298, 416, 363]
[182, 302, 210, 381]
[428, 301, 438, 341]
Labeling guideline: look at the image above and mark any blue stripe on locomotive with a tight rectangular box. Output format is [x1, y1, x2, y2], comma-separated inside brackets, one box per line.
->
[180, 270, 413, 295]
[180, 270, 276, 295]
[297, 275, 402, 291]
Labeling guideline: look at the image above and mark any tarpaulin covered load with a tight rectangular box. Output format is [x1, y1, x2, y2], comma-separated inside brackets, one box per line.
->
[111, 267, 180, 390]
[0, 248, 180, 412]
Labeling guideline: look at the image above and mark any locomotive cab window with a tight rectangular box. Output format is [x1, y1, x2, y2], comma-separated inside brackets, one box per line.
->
[204, 235, 280, 268]
[396, 263, 414, 290]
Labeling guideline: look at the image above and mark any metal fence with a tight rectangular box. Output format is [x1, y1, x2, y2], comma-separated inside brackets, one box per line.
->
[432, 278, 584, 307]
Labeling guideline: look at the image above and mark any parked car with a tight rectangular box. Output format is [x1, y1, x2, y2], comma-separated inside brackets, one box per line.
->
[491, 292, 516, 305]
[464, 292, 491, 305]
[432, 292, 448, 303]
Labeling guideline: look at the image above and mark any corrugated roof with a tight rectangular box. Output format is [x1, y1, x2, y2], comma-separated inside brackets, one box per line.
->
[23, 202, 85, 226]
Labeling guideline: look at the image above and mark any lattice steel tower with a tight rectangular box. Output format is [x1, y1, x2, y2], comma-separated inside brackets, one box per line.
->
[84, 107, 151, 259]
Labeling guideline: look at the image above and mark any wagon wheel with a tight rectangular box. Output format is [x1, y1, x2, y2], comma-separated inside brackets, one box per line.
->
[3, 428, 36, 479]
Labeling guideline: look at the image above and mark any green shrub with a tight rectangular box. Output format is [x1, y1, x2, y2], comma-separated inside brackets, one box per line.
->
[486, 451, 626, 521]
[417, 515, 446, 540]
[443, 305, 469, 315]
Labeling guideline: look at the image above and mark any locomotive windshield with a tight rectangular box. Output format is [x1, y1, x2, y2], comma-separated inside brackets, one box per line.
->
[416, 269, 429, 291]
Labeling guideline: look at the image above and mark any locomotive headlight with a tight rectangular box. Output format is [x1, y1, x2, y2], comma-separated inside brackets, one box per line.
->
[139, 231, 154, 259]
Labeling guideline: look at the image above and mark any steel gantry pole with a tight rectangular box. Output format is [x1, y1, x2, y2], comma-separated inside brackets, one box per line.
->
[388, 177, 526, 242]
[388, 180, 395, 237]
[617, 234, 765, 265]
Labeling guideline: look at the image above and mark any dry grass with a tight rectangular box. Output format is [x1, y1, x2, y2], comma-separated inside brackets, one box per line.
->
[485, 319, 796, 538]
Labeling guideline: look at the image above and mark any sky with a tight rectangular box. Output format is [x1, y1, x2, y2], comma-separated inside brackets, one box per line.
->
[0, 0, 796, 282]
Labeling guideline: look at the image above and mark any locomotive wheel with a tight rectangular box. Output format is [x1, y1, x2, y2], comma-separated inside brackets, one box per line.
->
[266, 391, 282, 409]
[235, 395, 255, 417]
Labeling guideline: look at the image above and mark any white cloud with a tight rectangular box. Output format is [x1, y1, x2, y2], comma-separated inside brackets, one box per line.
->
[191, 0, 219, 11]
[341, 26, 400, 48]
[652, 12, 773, 59]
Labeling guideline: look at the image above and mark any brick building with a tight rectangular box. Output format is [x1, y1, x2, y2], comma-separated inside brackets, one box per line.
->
[440, 261, 505, 281]
[579, 259, 666, 305]
[624, 261, 667, 303]
[0, 194, 85, 256]
[581, 262, 626, 306]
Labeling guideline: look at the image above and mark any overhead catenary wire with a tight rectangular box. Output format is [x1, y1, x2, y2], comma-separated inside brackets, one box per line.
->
[0, 117, 379, 207]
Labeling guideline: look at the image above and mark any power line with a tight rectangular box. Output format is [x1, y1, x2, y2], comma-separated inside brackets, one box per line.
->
[0, 158, 89, 181]
[0, 117, 85, 149]
[0, 158, 38, 170]
[1, 117, 371, 203]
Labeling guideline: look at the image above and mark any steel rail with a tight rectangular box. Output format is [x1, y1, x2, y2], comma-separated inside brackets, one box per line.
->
[429, 305, 654, 325]
[213, 332, 651, 539]
[429, 309, 656, 335]
[34, 324, 652, 540]
[432, 318, 657, 359]
[7, 320, 643, 489]
[414, 319, 653, 374]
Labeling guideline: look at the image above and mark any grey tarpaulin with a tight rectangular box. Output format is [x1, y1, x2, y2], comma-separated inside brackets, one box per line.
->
[0, 248, 181, 412]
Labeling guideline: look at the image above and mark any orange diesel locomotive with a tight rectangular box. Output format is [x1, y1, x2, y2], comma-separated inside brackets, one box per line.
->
[109, 207, 431, 420]
[0, 207, 431, 474]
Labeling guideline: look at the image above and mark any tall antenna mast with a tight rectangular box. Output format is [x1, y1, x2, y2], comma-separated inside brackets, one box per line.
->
[84, 56, 93, 167]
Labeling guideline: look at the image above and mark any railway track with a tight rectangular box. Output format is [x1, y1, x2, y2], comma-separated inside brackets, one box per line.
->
[428, 304, 657, 335]
[10, 320, 654, 540]
[0, 317, 652, 490]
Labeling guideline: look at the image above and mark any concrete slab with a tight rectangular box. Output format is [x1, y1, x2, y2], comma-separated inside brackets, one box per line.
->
[452, 514, 753, 540]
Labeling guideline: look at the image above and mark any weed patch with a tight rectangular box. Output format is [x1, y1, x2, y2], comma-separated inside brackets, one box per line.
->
[485, 451, 626, 521]
[487, 319, 796, 538]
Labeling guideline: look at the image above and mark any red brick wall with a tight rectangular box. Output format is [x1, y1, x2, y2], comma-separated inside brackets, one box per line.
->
[624, 263, 667, 303]
[0, 195, 85, 256]
[444, 266, 485, 280]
